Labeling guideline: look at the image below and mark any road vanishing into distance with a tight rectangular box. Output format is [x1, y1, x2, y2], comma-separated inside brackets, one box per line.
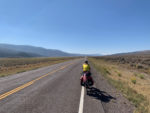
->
[0, 59, 134, 113]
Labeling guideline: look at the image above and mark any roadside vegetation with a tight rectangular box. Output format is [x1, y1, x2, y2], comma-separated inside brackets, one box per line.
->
[89, 57, 150, 113]
[0, 57, 76, 77]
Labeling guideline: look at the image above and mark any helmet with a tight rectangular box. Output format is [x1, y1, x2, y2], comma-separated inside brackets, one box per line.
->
[85, 60, 88, 64]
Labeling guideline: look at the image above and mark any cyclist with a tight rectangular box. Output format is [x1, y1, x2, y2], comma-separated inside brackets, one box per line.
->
[80, 60, 93, 86]
[82, 60, 91, 74]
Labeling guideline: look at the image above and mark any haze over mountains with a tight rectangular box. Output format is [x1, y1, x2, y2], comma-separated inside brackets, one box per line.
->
[0, 43, 150, 58]
[0, 44, 100, 58]
[110, 50, 150, 56]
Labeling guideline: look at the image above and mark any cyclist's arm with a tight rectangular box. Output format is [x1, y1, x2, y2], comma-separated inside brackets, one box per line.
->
[89, 65, 91, 71]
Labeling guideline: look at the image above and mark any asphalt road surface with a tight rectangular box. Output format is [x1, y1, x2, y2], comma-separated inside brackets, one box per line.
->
[0, 59, 134, 113]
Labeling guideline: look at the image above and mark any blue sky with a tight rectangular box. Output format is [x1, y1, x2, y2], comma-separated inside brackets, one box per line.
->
[0, 0, 150, 54]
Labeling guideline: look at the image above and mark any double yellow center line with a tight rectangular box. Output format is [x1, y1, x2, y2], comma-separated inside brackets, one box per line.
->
[0, 63, 73, 101]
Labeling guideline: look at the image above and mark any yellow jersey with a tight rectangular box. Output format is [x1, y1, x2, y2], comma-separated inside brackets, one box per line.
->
[82, 63, 90, 72]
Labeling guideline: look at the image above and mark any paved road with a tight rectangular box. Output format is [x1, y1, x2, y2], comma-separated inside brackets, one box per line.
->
[0, 59, 134, 113]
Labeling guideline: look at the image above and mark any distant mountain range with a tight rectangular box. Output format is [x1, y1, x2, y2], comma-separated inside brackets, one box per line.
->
[109, 50, 150, 56]
[0, 44, 101, 58]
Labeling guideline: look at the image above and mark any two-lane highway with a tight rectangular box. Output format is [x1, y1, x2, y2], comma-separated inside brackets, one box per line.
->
[0, 59, 104, 113]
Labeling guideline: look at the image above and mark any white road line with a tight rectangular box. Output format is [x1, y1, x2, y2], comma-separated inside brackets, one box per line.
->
[78, 86, 85, 113]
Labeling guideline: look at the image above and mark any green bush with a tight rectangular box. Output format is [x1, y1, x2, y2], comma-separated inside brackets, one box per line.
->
[118, 73, 122, 77]
[134, 73, 144, 79]
[139, 74, 144, 79]
[131, 77, 137, 84]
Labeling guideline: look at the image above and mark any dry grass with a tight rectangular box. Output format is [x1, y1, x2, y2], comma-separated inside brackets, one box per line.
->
[98, 55, 150, 74]
[0, 57, 76, 77]
[89, 57, 150, 113]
